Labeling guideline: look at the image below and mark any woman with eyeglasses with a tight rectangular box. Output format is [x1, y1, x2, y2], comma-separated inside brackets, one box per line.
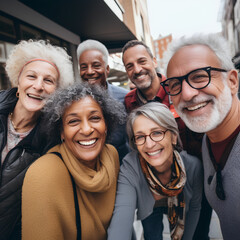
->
[107, 102, 203, 240]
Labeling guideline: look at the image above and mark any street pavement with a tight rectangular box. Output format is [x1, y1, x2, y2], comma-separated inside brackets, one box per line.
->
[134, 210, 223, 240]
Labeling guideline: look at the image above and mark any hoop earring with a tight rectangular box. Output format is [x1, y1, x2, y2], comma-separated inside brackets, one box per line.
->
[16, 92, 19, 98]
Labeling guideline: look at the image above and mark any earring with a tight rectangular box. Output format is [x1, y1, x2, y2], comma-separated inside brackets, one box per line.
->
[61, 138, 65, 143]
[16, 92, 19, 98]
[105, 130, 107, 135]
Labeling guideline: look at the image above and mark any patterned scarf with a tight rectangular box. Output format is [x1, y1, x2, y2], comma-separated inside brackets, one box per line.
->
[140, 150, 186, 240]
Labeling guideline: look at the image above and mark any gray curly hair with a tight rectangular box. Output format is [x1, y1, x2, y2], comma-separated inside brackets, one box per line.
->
[163, 33, 235, 75]
[43, 82, 127, 141]
[76, 39, 109, 66]
[5, 39, 74, 88]
[127, 102, 182, 151]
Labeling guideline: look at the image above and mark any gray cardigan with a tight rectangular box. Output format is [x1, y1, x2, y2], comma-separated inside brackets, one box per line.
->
[107, 150, 203, 240]
[202, 133, 240, 240]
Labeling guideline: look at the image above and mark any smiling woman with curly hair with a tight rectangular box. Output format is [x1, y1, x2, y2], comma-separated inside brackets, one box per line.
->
[22, 83, 127, 240]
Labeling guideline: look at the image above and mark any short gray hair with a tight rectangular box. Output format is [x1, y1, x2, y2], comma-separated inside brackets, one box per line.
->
[76, 39, 109, 66]
[5, 39, 74, 88]
[127, 102, 182, 150]
[164, 33, 235, 74]
[43, 82, 127, 142]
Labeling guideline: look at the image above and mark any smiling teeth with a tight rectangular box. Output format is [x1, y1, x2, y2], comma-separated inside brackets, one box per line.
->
[28, 94, 44, 100]
[187, 102, 207, 111]
[147, 150, 161, 156]
[136, 75, 145, 80]
[79, 139, 96, 146]
[86, 79, 98, 84]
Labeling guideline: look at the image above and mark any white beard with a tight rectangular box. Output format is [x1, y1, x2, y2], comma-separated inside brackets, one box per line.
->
[175, 83, 232, 133]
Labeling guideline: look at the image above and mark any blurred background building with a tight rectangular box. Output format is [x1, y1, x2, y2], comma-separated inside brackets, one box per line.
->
[220, 0, 240, 70]
[220, 0, 240, 97]
[108, 0, 153, 87]
[0, 0, 239, 92]
[153, 34, 172, 73]
[0, 0, 153, 90]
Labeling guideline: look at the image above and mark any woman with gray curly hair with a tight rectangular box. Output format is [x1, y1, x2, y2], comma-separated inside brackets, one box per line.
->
[0, 39, 74, 240]
[22, 83, 127, 240]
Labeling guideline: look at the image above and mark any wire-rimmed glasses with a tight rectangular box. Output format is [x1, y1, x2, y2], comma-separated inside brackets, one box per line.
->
[133, 130, 169, 146]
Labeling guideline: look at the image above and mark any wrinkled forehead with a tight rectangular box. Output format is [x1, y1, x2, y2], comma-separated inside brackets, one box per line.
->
[79, 49, 105, 64]
[62, 96, 103, 117]
[167, 45, 220, 77]
[123, 44, 152, 64]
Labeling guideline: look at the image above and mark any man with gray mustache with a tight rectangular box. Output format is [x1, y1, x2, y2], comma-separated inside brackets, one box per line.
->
[163, 33, 240, 240]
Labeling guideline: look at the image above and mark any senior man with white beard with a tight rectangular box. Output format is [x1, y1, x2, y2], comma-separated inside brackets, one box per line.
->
[161, 33, 240, 240]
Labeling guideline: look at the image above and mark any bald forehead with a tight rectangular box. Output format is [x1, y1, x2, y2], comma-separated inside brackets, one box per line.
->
[167, 44, 221, 77]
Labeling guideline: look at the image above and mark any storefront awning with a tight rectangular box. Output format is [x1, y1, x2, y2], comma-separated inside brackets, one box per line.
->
[19, 0, 136, 52]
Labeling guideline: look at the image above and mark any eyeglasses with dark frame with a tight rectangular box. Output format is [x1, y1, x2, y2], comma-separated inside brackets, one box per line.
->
[133, 129, 169, 146]
[160, 66, 227, 96]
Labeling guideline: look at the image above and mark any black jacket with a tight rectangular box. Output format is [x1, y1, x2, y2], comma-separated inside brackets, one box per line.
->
[0, 88, 59, 240]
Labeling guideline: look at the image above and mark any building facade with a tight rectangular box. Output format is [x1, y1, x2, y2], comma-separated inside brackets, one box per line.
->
[220, 0, 240, 69]
[153, 34, 172, 72]
[0, 0, 153, 90]
[108, 0, 154, 87]
[118, 0, 153, 52]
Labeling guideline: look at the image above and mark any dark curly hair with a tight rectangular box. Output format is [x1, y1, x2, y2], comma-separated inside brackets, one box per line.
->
[42, 82, 127, 142]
